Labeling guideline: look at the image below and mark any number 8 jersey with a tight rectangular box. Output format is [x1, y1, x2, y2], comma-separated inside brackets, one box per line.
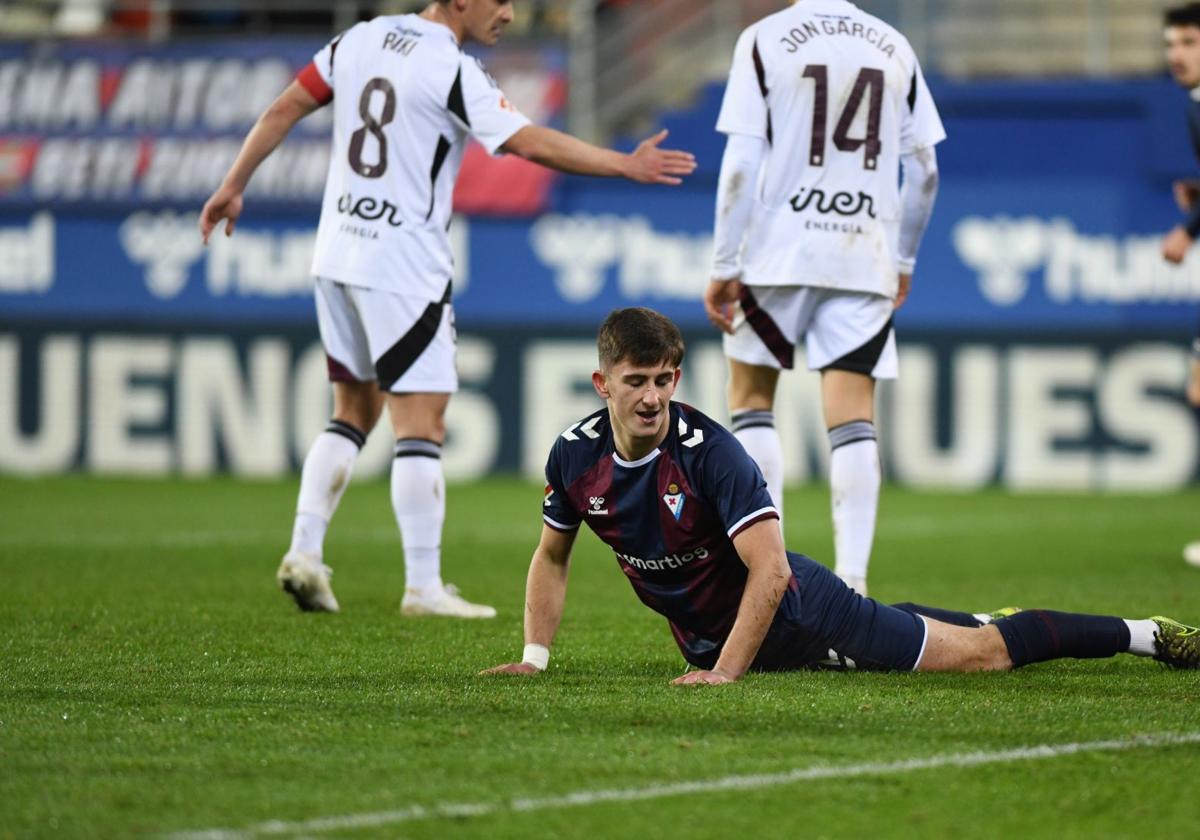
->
[297, 15, 531, 299]
[716, 0, 945, 297]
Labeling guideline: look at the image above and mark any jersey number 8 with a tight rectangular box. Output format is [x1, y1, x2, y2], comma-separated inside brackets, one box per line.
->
[348, 77, 397, 179]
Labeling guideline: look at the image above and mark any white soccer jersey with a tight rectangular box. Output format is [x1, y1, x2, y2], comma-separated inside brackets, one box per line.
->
[299, 15, 531, 299]
[716, 0, 945, 296]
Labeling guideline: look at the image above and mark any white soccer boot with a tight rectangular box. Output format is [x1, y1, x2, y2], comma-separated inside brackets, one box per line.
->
[1184, 541, 1200, 568]
[400, 583, 496, 618]
[276, 551, 340, 613]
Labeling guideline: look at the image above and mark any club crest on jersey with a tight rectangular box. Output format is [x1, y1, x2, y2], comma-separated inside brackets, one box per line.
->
[587, 496, 609, 516]
[662, 483, 685, 521]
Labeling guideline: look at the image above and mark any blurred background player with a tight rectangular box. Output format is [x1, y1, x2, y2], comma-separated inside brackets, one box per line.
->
[702, 0, 943, 596]
[199, 0, 696, 616]
[1161, 2, 1200, 568]
[482, 307, 1200, 682]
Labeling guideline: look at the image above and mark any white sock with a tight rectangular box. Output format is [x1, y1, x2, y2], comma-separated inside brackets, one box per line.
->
[289, 422, 365, 557]
[731, 410, 785, 523]
[391, 439, 445, 592]
[829, 422, 880, 581]
[1124, 619, 1158, 657]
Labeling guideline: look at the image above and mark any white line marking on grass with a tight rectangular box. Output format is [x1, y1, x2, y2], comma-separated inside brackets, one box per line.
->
[165, 731, 1200, 839]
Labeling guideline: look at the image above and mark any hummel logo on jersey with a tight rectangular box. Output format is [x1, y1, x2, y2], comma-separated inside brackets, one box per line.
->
[663, 482, 685, 521]
[587, 496, 608, 516]
[676, 418, 704, 449]
[562, 416, 602, 441]
[543, 485, 554, 507]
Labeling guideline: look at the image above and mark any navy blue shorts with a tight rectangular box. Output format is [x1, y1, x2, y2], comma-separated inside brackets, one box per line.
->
[750, 553, 927, 672]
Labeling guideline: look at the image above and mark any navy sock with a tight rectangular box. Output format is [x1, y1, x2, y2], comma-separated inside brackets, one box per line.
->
[993, 610, 1131, 667]
[891, 602, 983, 628]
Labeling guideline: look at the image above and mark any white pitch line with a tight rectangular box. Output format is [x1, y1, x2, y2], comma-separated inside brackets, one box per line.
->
[165, 731, 1200, 840]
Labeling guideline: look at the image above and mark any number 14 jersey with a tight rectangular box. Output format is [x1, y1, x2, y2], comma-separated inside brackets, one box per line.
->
[298, 15, 530, 299]
[717, 0, 945, 298]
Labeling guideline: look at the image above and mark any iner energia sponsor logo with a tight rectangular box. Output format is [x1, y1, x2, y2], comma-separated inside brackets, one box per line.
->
[955, 215, 1200, 307]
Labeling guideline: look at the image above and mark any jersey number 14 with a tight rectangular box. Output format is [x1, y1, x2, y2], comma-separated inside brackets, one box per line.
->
[801, 65, 884, 171]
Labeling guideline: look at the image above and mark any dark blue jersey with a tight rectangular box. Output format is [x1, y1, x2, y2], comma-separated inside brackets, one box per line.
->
[542, 402, 785, 665]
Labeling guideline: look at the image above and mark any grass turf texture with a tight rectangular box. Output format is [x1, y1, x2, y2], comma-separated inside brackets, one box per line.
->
[2, 476, 1199, 839]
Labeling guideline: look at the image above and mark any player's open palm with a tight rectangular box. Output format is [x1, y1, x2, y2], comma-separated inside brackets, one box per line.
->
[628, 130, 697, 185]
[479, 662, 541, 677]
[199, 184, 244, 244]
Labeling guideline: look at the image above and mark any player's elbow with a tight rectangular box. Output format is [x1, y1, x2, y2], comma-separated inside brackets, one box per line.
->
[922, 165, 940, 195]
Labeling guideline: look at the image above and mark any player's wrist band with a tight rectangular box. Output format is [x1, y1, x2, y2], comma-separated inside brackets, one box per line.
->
[522, 643, 550, 671]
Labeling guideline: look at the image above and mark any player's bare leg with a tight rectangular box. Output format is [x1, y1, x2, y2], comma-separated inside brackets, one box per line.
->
[388, 392, 495, 618]
[279, 380, 385, 613]
[915, 621, 1011, 672]
[821, 369, 879, 596]
[728, 359, 785, 525]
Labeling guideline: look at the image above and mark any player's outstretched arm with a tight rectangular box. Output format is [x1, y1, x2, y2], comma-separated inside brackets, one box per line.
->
[199, 81, 323, 244]
[480, 525, 576, 676]
[672, 519, 791, 686]
[501, 125, 697, 185]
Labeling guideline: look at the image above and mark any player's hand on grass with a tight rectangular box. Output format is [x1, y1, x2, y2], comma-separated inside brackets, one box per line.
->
[704, 278, 742, 335]
[894, 273, 912, 310]
[199, 184, 244, 244]
[626, 130, 697, 185]
[1162, 225, 1193, 264]
[479, 662, 541, 676]
[671, 668, 737, 686]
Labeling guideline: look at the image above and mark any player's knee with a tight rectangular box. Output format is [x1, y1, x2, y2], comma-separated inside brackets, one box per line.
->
[333, 383, 383, 432]
[971, 625, 1013, 672]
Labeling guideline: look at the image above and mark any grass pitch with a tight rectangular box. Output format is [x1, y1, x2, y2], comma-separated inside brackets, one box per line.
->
[2, 476, 1199, 839]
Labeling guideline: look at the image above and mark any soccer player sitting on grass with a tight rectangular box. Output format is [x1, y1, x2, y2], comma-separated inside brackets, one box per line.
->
[482, 308, 1200, 682]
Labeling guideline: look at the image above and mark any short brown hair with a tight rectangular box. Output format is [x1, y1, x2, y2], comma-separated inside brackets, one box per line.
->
[596, 308, 685, 371]
[1167, 3, 1200, 27]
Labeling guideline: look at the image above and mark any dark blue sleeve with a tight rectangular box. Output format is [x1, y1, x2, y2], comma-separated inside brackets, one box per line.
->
[542, 439, 582, 532]
[695, 428, 779, 539]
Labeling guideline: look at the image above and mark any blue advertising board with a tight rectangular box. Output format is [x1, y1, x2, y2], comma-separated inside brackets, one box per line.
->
[1, 40, 1198, 485]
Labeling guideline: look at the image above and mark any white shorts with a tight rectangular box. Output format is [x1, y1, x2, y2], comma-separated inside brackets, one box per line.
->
[314, 277, 458, 393]
[723, 285, 898, 379]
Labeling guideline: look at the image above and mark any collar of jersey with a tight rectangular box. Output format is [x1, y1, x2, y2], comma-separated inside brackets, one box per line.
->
[406, 12, 462, 47]
[611, 448, 661, 469]
[610, 402, 681, 468]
